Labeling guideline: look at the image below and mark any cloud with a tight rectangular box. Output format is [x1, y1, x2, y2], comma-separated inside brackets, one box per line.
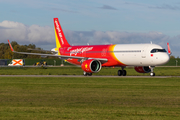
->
[64, 31, 169, 45]
[1, 20, 167, 46]
[63, 31, 179, 57]
[0, 26, 7, 29]
[64, 31, 179, 57]
[49, 8, 78, 13]
[124, 2, 180, 11]
[0, 20, 179, 57]
[0, 20, 54, 45]
[124, 2, 144, 7]
[149, 4, 180, 10]
[99, 5, 117, 10]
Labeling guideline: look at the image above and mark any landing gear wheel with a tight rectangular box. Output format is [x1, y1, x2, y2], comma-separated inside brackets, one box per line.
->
[122, 70, 127, 76]
[150, 72, 155, 76]
[118, 69, 127, 76]
[88, 73, 92, 76]
[83, 71, 87, 76]
[150, 66, 155, 76]
[83, 71, 92, 76]
[118, 70, 122, 76]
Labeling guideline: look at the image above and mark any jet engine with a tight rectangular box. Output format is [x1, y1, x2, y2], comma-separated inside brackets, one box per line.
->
[81, 59, 101, 73]
[134, 66, 151, 73]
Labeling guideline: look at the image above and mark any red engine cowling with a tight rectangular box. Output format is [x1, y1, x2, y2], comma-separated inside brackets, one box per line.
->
[81, 59, 102, 73]
[134, 66, 151, 73]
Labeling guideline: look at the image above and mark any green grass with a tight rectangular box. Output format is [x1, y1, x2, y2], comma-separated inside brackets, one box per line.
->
[0, 77, 180, 119]
[0, 66, 180, 76]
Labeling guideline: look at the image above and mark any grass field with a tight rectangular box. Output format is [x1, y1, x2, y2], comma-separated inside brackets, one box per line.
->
[0, 66, 180, 76]
[0, 77, 180, 120]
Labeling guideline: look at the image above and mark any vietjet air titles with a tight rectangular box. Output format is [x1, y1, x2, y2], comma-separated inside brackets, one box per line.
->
[8, 18, 171, 76]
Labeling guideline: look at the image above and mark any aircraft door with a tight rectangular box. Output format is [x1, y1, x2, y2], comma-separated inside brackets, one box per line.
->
[141, 46, 148, 58]
[101, 48, 107, 57]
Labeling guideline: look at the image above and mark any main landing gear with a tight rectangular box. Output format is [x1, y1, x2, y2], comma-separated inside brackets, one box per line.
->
[150, 66, 155, 76]
[83, 66, 155, 76]
[83, 71, 92, 76]
[118, 67, 127, 76]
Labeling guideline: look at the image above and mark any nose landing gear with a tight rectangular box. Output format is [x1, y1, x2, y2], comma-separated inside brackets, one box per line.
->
[150, 66, 155, 76]
[83, 71, 92, 76]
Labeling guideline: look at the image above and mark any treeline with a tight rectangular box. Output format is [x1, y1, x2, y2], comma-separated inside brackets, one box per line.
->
[0, 41, 52, 59]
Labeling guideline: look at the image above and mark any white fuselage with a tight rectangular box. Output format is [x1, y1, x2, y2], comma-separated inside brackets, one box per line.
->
[113, 44, 170, 66]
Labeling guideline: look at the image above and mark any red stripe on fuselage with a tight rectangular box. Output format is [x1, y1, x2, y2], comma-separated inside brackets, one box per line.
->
[59, 45, 126, 67]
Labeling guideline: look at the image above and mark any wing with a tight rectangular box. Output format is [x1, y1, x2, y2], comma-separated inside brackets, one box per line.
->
[27, 48, 58, 54]
[8, 40, 108, 64]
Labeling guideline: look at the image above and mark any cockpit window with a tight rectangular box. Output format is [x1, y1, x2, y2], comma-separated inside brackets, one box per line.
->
[151, 49, 167, 53]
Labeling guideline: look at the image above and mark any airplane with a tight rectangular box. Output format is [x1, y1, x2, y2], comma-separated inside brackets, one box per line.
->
[8, 18, 171, 76]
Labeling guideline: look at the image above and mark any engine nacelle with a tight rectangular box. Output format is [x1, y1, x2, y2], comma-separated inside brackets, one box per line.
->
[134, 66, 151, 73]
[81, 59, 102, 73]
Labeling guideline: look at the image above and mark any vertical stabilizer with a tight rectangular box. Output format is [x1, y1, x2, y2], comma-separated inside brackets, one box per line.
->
[54, 18, 70, 50]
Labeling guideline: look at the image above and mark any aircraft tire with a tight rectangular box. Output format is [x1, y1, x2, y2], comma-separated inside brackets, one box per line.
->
[118, 70, 122, 76]
[88, 73, 92, 76]
[83, 71, 88, 76]
[150, 72, 155, 76]
[122, 70, 127, 76]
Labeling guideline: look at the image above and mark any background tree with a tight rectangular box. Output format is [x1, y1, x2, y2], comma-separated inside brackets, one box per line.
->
[170, 56, 175, 59]
[0, 41, 45, 59]
[0, 43, 9, 59]
[11, 41, 18, 47]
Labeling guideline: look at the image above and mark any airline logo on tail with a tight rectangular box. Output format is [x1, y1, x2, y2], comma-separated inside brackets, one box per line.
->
[54, 18, 70, 48]
[55, 19, 64, 45]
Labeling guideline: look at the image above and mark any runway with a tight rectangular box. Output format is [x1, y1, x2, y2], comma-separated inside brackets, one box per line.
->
[0, 75, 178, 78]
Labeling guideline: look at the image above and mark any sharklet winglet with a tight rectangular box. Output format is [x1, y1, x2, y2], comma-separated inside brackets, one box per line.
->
[167, 42, 172, 55]
[8, 40, 14, 52]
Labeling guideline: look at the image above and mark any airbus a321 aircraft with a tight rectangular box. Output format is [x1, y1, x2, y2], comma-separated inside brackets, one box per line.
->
[8, 18, 171, 76]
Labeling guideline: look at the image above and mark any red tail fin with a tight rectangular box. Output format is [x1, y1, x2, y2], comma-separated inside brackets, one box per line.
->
[54, 18, 70, 48]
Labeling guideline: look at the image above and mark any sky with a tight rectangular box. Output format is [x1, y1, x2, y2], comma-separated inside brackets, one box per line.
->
[0, 0, 180, 57]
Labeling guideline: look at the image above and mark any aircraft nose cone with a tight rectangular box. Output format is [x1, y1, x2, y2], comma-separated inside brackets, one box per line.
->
[161, 54, 170, 64]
